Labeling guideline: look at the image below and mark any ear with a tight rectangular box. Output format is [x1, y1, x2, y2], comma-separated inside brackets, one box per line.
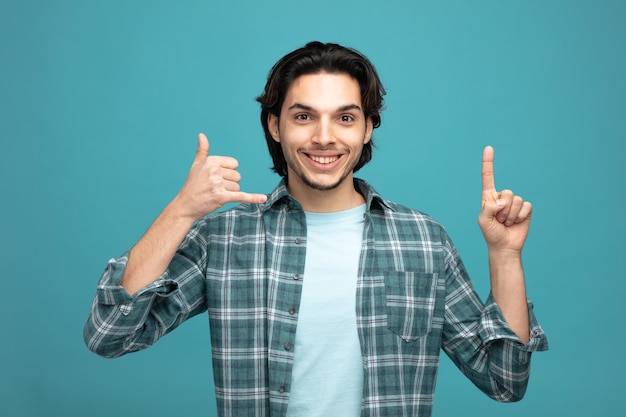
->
[268, 114, 280, 142]
[363, 118, 374, 144]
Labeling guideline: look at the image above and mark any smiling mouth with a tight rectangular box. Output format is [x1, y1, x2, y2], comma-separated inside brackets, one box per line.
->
[307, 154, 341, 164]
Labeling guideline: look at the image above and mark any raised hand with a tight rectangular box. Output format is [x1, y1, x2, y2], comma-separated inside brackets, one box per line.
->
[120, 133, 267, 295]
[174, 133, 267, 221]
[477, 146, 532, 253]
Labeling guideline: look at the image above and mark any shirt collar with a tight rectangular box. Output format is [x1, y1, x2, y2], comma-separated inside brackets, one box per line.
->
[259, 178, 394, 213]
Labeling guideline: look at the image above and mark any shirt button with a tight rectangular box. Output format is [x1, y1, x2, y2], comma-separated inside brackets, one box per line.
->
[293, 273, 301, 280]
[284, 343, 292, 351]
[279, 386, 286, 393]
[119, 304, 132, 316]
[288, 307, 296, 315]
[295, 237, 303, 244]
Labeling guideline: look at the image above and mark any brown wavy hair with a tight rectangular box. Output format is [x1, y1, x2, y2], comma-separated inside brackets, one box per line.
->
[256, 41, 386, 177]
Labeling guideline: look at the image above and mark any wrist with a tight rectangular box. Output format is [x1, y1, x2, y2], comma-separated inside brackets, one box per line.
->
[168, 193, 203, 222]
[487, 246, 523, 262]
[162, 197, 199, 229]
[488, 248, 524, 280]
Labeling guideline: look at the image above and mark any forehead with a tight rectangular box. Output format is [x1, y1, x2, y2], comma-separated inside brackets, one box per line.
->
[283, 72, 363, 110]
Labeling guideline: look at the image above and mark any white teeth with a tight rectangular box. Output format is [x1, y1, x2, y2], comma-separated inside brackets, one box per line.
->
[310, 155, 339, 164]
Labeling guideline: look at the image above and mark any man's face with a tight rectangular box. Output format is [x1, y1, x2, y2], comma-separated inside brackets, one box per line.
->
[268, 72, 373, 194]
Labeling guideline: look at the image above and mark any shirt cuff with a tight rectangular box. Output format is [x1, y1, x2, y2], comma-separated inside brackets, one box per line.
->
[95, 253, 180, 308]
[478, 293, 549, 352]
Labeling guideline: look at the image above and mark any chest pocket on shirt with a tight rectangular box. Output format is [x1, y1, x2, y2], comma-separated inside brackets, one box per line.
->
[384, 271, 438, 341]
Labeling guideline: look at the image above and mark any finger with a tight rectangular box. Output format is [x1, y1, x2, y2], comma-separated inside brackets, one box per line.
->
[495, 190, 514, 223]
[515, 201, 532, 224]
[195, 133, 210, 162]
[208, 155, 239, 170]
[226, 191, 268, 205]
[481, 146, 496, 193]
[222, 179, 241, 192]
[504, 195, 524, 226]
[221, 168, 242, 183]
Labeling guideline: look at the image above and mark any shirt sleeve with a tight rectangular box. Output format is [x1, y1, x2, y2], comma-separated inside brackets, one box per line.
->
[83, 225, 209, 358]
[440, 238, 549, 402]
[478, 293, 549, 352]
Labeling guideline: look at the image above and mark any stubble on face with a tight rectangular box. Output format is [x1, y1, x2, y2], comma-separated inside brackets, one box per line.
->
[284, 143, 361, 191]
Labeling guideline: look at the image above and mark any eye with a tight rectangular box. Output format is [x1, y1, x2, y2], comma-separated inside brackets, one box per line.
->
[295, 113, 310, 121]
[340, 114, 355, 123]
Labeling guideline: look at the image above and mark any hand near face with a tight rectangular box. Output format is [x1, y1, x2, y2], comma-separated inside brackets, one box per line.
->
[477, 146, 532, 253]
[174, 133, 267, 221]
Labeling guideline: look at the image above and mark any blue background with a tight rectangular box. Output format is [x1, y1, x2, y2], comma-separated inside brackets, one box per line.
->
[2, 1, 625, 415]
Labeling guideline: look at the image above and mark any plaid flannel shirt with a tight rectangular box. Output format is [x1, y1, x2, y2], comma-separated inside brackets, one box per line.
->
[84, 178, 548, 417]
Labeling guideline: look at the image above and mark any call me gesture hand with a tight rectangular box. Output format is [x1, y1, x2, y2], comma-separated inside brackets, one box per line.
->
[175, 133, 267, 220]
[120, 133, 267, 295]
[477, 146, 532, 344]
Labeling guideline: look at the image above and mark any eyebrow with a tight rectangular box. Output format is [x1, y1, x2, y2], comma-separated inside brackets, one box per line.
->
[287, 103, 363, 113]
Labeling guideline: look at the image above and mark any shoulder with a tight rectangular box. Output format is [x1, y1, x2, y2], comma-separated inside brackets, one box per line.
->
[197, 202, 264, 228]
[371, 194, 454, 246]
[385, 200, 436, 221]
[379, 198, 445, 228]
[358, 179, 442, 225]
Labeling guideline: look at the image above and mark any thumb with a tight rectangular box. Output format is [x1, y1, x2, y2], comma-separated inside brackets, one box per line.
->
[481, 196, 505, 216]
[479, 195, 506, 231]
[195, 133, 210, 161]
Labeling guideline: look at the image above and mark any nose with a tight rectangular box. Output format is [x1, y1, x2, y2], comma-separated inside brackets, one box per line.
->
[313, 118, 335, 146]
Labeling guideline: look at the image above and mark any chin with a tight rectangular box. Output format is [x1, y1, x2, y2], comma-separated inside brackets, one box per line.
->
[299, 173, 349, 191]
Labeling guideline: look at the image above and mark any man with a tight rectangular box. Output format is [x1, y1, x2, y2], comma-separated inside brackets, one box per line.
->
[84, 41, 548, 417]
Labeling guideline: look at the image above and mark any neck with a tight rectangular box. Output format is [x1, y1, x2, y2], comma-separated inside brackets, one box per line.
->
[287, 176, 365, 213]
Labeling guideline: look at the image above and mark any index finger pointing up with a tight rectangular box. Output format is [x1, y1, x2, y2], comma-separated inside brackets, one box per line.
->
[482, 145, 496, 192]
